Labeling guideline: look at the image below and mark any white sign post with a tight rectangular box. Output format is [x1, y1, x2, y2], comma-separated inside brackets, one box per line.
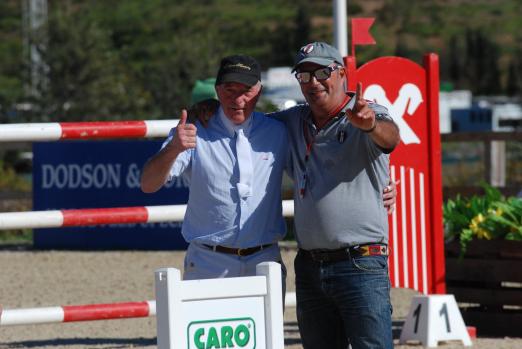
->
[155, 262, 284, 349]
[400, 295, 472, 347]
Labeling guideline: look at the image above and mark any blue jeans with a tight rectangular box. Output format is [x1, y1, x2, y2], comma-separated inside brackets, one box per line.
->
[295, 249, 393, 349]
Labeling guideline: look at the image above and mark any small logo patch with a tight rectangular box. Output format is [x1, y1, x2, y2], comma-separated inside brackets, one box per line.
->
[224, 63, 251, 71]
[301, 44, 314, 54]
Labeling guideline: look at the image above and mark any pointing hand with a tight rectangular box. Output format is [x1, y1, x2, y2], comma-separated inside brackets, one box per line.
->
[347, 82, 376, 132]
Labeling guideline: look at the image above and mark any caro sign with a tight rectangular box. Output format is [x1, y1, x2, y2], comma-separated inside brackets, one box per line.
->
[155, 263, 284, 349]
[188, 318, 255, 349]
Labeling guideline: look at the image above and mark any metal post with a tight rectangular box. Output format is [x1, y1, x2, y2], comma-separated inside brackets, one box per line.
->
[490, 141, 506, 187]
[333, 0, 348, 56]
[22, 0, 48, 97]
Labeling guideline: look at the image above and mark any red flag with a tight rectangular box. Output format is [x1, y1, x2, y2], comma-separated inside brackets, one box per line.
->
[351, 18, 376, 56]
[351, 18, 376, 45]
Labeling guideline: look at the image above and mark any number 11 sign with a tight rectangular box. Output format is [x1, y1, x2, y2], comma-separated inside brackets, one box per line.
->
[400, 295, 472, 347]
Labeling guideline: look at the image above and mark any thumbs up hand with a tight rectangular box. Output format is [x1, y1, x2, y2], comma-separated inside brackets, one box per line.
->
[168, 109, 197, 153]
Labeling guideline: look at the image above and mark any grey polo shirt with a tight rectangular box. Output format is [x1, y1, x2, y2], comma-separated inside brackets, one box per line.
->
[271, 97, 392, 250]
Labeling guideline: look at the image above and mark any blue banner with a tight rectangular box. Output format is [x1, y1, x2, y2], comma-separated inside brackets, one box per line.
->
[32, 140, 189, 250]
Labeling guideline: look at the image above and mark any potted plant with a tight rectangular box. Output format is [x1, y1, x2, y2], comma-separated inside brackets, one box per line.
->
[442, 184, 522, 337]
[443, 184, 522, 256]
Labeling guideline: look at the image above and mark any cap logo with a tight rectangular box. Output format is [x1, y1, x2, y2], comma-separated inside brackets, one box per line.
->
[224, 63, 251, 71]
[301, 44, 314, 55]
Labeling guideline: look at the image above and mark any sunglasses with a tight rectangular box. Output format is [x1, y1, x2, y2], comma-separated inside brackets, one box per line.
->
[294, 65, 341, 84]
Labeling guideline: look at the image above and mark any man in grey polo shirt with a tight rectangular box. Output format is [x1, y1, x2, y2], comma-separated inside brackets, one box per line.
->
[275, 42, 400, 349]
[189, 43, 399, 348]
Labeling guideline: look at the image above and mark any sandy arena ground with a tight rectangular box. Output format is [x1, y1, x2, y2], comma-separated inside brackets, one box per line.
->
[1, 246, 520, 349]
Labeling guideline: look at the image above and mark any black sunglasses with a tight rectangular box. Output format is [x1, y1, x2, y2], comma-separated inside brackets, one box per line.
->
[294, 65, 341, 84]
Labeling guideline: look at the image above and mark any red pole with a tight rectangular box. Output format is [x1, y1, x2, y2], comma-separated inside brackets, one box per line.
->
[63, 302, 151, 322]
[60, 121, 147, 139]
[424, 53, 446, 294]
[344, 55, 357, 92]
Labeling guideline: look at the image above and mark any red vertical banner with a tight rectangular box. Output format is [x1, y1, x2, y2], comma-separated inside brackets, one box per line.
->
[355, 55, 445, 294]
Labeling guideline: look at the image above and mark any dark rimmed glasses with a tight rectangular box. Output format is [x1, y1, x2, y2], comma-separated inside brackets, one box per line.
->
[294, 65, 341, 84]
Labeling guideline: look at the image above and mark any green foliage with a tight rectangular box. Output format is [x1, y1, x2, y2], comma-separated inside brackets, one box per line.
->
[0, 159, 30, 191]
[2, 0, 522, 121]
[0, 0, 24, 121]
[0, 229, 32, 245]
[443, 183, 522, 256]
[28, 2, 151, 121]
[2, 0, 310, 121]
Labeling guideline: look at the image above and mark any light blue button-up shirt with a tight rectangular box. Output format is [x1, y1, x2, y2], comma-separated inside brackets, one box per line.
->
[163, 107, 288, 248]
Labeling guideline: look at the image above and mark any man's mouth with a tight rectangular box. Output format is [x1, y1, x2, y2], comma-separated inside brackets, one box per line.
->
[309, 90, 326, 96]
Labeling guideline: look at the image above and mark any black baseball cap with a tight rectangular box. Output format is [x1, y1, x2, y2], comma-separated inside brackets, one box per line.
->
[215, 55, 261, 87]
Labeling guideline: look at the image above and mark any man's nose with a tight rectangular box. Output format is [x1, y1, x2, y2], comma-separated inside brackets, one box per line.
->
[234, 94, 246, 105]
[307, 75, 321, 85]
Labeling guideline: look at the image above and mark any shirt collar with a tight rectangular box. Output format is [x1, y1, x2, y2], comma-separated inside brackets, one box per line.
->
[304, 93, 355, 132]
[217, 106, 254, 137]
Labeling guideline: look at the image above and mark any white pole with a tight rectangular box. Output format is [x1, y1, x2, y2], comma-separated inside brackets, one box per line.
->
[333, 0, 348, 56]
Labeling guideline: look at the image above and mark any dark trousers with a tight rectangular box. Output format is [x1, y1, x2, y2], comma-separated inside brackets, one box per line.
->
[294, 250, 393, 349]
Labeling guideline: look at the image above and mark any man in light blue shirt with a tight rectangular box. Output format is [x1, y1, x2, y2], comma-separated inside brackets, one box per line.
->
[189, 43, 400, 349]
[140, 55, 288, 280]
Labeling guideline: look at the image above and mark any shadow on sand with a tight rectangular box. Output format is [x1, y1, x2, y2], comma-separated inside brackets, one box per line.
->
[2, 337, 156, 348]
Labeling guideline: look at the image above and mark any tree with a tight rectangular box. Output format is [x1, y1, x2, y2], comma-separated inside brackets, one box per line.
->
[0, 0, 24, 122]
[30, 2, 150, 122]
[294, 3, 311, 49]
[448, 35, 462, 86]
[506, 58, 521, 97]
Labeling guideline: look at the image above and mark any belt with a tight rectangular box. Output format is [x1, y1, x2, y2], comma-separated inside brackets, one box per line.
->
[202, 243, 274, 257]
[301, 244, 388, 262]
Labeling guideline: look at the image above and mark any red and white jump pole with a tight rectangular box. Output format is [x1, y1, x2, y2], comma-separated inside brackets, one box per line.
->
[0, 119, 299, 327]
[0, 300, 156, 326]
[0, 201, 294, 230]
[0, 120, 178, 142]
[0, 294, 297, 326]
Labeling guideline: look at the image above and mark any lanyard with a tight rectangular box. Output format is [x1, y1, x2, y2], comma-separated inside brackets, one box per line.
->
[298, 121, 310, 198]
[299, 94, 350, 198]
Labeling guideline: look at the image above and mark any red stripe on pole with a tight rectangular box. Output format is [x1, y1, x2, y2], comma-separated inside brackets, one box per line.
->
[60, 121, 147, 139]
[63, 302, 150, 322]
[62, 207, 149, 226]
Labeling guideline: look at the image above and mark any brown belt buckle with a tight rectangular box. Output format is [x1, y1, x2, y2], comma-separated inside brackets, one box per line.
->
[237, 248, 246, 256]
